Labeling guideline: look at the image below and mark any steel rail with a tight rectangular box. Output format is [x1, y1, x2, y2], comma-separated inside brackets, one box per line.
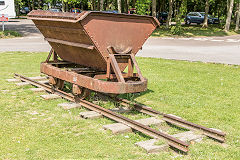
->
[14, 73, 189, 153]
[116, 98, 226, 143]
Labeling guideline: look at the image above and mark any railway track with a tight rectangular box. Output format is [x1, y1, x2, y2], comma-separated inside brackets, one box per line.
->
[14, 73, 189, 153]
[115, 98, 226, 143]
[14, 73, 226, 153]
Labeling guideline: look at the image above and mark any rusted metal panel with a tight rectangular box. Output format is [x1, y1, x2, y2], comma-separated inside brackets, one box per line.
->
[81, 12, 158, 71]
[28, 10, 159, 71]
[41, 63, 147, 94]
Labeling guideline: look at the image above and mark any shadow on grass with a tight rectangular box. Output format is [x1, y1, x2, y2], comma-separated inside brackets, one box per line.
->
[166, 122, 189, 132]
[118, 89, 154, 101]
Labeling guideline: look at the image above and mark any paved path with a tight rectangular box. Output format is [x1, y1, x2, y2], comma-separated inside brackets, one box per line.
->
[137, 36, 240, 65]
[1, 19, 240, 65]
[0, 19, 50, 52]
[0, 36, 50, 52]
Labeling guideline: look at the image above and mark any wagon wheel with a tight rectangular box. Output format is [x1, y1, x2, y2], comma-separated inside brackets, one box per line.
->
[49, 76, 65, 90]
[72, 84, 91, 100]
[55, 79, 64, 90]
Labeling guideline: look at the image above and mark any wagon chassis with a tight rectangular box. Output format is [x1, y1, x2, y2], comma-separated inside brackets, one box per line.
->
[41, 49, 147, 95]
[14, 73, 226, 154]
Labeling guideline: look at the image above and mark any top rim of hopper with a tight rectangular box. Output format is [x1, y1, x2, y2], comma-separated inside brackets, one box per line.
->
[27, 10, 160, 27]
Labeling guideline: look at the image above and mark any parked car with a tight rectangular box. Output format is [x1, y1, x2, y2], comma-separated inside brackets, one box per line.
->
[71, 8, 81, 13]
[48, 8, 61, 12]
[20, 7, 30, 14]
[104, 10, 118, 14]
[128, 8, 136, 14]
[185, 12, 219, 25]
[156, 12, 168, 25]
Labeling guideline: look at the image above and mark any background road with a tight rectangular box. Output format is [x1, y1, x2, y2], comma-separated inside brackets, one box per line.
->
[1, 19, 240, 65]
[137, 36, 240, 65]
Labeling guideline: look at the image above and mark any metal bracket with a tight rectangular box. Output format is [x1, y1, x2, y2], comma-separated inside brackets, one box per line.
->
[45, 49, 59, 62]
[106, 46, 144, 83]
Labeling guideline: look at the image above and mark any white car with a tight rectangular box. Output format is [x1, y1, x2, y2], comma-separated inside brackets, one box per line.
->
[0, 0, 16, 18]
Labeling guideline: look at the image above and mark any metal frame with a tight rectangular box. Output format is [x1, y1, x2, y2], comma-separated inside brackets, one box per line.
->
[42, 48, 147, 94]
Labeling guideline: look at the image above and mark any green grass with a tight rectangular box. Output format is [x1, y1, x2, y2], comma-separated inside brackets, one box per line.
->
[152, 24, 240, 37]
[0, 52, 240, 159]
[0, 30, 21, 39]
[10, 17, 27, 19]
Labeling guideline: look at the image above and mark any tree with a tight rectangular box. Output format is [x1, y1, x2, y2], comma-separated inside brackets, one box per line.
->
[235, 0, 240, 31]
[202, 0, 209, 28]
[158, 0, 165, 13]
[65, 2, 69, 12]
[92, 0, 96, 10]
[38, 0, 42, 9]
[27, 0, 31, 10]
[227, 0, 230, 12]
[225, 0, 234, 31]
[152, 0, 156, 17]
[125, 0, 129, 13]
[100, 0, 104, 11]
[15, 0, 24, 17]
[31, 0, 35, 10]
[118, 0, 121, 13]
[62, 0, 65, 12]
[132, 0, 136, 8]
[135, 0, 151, 15]
[166, 0, 173, 28]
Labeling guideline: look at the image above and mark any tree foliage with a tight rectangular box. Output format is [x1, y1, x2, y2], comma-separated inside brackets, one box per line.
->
[15, 0, 240, 31]
[135, 0, 151, 15]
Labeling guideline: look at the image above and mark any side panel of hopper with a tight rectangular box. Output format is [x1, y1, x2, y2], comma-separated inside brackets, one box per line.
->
[31, 17, 107, 71]
[80, 12, 158, 71]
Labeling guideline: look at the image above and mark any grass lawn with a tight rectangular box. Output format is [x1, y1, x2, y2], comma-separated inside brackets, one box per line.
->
[0, 30, 21, 39]
[152, 24, 240, 37]
[0, 52, 240, 159]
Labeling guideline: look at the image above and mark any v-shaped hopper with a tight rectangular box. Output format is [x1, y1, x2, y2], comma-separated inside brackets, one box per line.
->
[28, 10, 159, 71]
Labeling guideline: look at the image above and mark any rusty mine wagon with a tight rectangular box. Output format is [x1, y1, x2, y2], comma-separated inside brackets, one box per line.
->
[28, 10, 159, 98]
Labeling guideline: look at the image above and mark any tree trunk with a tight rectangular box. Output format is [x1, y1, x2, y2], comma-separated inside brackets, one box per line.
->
[91, 0, 94, 10]
[97, 0, 100, 11]
[106, 0, 109, 10]
[118, 0, 121, 13]
[15, 0, 20, 17]
[32, 0, 35, 10]
[93, 0, 96, 10]
[62, 0, 65, 12]
[132, 0, 136, 8]
[66, 2, 69, 12]
[159, 0, 163, 12]
[166, 0, 173, 28]
[227, 0, 230, 13]
[235, 1, 240, 31]
[174, 0, 177, 17]
[202, 0, 209, 28]
[38, 0, 41, 9]
[100, 0, 104, 11]
[225, 0, 234, 31]
[152, 0, 156, 17]
[125, 0, 129, 13]
[27, 0, 31, 10]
